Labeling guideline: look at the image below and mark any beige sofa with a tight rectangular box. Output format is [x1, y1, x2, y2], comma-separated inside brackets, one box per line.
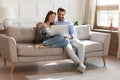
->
[0, 24, 111, 74]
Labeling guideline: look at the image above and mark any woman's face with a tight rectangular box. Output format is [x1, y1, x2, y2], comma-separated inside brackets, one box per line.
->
[48, 14, 56, 23]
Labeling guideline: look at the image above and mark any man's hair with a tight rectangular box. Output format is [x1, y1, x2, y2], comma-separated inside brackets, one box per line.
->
[57, 7, 66, 13]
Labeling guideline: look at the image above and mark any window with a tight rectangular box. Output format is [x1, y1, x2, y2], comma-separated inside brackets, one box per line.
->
[95, 0, 119, 30]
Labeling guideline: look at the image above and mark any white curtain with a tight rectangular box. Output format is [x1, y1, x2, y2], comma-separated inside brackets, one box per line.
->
[84, 0, 96, 30]
[0, 0, 3, 30]
[117, 2, 120, 59]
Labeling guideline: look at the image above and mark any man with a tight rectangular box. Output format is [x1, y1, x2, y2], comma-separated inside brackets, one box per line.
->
[54, 7, 86, 73]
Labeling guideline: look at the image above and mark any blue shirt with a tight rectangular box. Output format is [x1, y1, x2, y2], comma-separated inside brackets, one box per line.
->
[54, 20, 77, 41]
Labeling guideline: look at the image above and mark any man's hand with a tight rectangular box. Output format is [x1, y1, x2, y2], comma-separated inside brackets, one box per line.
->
[65, 35, 72, 39]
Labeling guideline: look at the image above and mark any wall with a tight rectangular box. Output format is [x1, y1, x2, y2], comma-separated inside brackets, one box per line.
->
[0, 0, 3, 29]
[0, 0, 86, 28]
[0, 0, 1, 8]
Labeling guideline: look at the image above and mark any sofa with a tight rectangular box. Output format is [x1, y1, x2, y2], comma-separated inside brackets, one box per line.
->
[0, 24, 111, 74]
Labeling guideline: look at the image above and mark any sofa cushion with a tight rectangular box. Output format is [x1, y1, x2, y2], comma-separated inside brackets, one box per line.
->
[17, 43, 65, 56]
[6, 26, 35, 42]
[75, 24, 90, 40]
[81, 40, 103, 53]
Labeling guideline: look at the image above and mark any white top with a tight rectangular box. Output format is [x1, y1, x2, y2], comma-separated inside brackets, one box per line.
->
[45, 27, 51, 34]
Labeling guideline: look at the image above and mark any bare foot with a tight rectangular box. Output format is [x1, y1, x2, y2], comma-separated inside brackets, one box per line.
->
[34, 43, 45, 49]
[39, 43, 44, 46]
[39, 45, 45, 48]
[39, 45, 51, 48]
[34, 44, 40, 49]
[34, 44, 51, 49]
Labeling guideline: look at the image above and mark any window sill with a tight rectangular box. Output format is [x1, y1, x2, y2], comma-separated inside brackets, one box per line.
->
[93, 29, 118, 33]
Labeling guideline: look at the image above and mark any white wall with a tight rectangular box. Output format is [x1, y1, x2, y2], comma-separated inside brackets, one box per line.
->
[0, 0, 3, 29]
[0, 0, 1, 7]
[0, 0, 86, 28]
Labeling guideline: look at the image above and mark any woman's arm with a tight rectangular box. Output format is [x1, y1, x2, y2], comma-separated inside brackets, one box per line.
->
[36, 22, 43, 28]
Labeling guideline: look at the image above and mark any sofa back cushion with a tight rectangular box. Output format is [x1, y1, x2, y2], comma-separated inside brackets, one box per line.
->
[6, 24, 90, 42]
[75, 24, 90, 40]
[6, 26, 35, 42]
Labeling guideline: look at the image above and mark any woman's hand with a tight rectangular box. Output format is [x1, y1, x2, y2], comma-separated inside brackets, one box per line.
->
[36, 22, 43, 28]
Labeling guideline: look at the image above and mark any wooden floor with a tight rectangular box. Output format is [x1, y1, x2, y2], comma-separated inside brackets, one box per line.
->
[0, 55, 120, 80]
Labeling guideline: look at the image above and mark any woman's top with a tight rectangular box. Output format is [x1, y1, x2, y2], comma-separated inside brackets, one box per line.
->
[45, 27, 51, 34]
[34, 23, 49, 44]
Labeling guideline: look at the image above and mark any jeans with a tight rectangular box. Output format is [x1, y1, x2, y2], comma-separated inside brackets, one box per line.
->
[43, 34, 68, 48]
[64, 39, 85, 64]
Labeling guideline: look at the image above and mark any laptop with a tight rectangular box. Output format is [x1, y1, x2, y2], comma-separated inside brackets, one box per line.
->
[50, 25, 67, 36]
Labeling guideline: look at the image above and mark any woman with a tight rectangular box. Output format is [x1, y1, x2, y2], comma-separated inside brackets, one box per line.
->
[34, 10, 68, 48]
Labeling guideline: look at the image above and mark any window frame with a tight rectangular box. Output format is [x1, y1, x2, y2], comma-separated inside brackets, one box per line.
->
[94, 1, 119, 31]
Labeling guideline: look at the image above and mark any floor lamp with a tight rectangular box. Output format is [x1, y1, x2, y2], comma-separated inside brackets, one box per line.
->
[0, 7, 15, 29]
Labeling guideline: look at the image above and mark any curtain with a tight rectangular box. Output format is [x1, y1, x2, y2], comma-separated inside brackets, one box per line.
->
[84, 0, 96, 30]
[117, 2, 120, 59]
[0, 0, 3, 30]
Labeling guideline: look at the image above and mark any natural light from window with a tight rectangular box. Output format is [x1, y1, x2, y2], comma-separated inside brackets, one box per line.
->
[97, 0, 119, 27]
[40, 78, 63, 80]
[97, 0, 119, 5]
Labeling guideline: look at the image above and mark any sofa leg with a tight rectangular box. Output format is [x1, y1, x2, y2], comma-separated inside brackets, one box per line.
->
[10, 63, 15, 74]
[84, 57, 87, 63]
[102, 56, 106, 67]
[4, 58, 7, 68]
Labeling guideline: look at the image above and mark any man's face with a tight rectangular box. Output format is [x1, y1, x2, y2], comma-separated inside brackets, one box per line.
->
[57, 11, 66, 21]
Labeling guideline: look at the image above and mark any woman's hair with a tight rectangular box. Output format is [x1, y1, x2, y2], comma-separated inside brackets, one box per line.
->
[44, 10, 56, 25]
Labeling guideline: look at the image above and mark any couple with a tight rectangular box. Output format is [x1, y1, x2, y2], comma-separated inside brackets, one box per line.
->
[34, 7, 86, 73]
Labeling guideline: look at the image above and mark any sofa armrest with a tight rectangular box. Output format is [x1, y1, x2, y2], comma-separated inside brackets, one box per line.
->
[0, 35, 17, 63]
[90, 32, 111, 56]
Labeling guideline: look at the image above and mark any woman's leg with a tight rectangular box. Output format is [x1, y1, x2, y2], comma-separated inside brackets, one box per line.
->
[51, 38, 68, 48]
[43, 34, 64, 47]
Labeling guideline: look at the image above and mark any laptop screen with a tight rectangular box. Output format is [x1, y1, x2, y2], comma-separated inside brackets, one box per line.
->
[50, 25, 67, 36]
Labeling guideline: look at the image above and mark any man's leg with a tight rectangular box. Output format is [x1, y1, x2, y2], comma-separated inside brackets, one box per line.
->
[71, 39, 85, 64]
[64, 43, 81, 64]
[71, 39, 86, 73]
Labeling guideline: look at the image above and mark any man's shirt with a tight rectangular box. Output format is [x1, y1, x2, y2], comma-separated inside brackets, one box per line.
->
[54, 20, 77, 41]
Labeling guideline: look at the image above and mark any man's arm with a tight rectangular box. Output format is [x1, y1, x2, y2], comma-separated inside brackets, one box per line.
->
[66, 22, 77, 39]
